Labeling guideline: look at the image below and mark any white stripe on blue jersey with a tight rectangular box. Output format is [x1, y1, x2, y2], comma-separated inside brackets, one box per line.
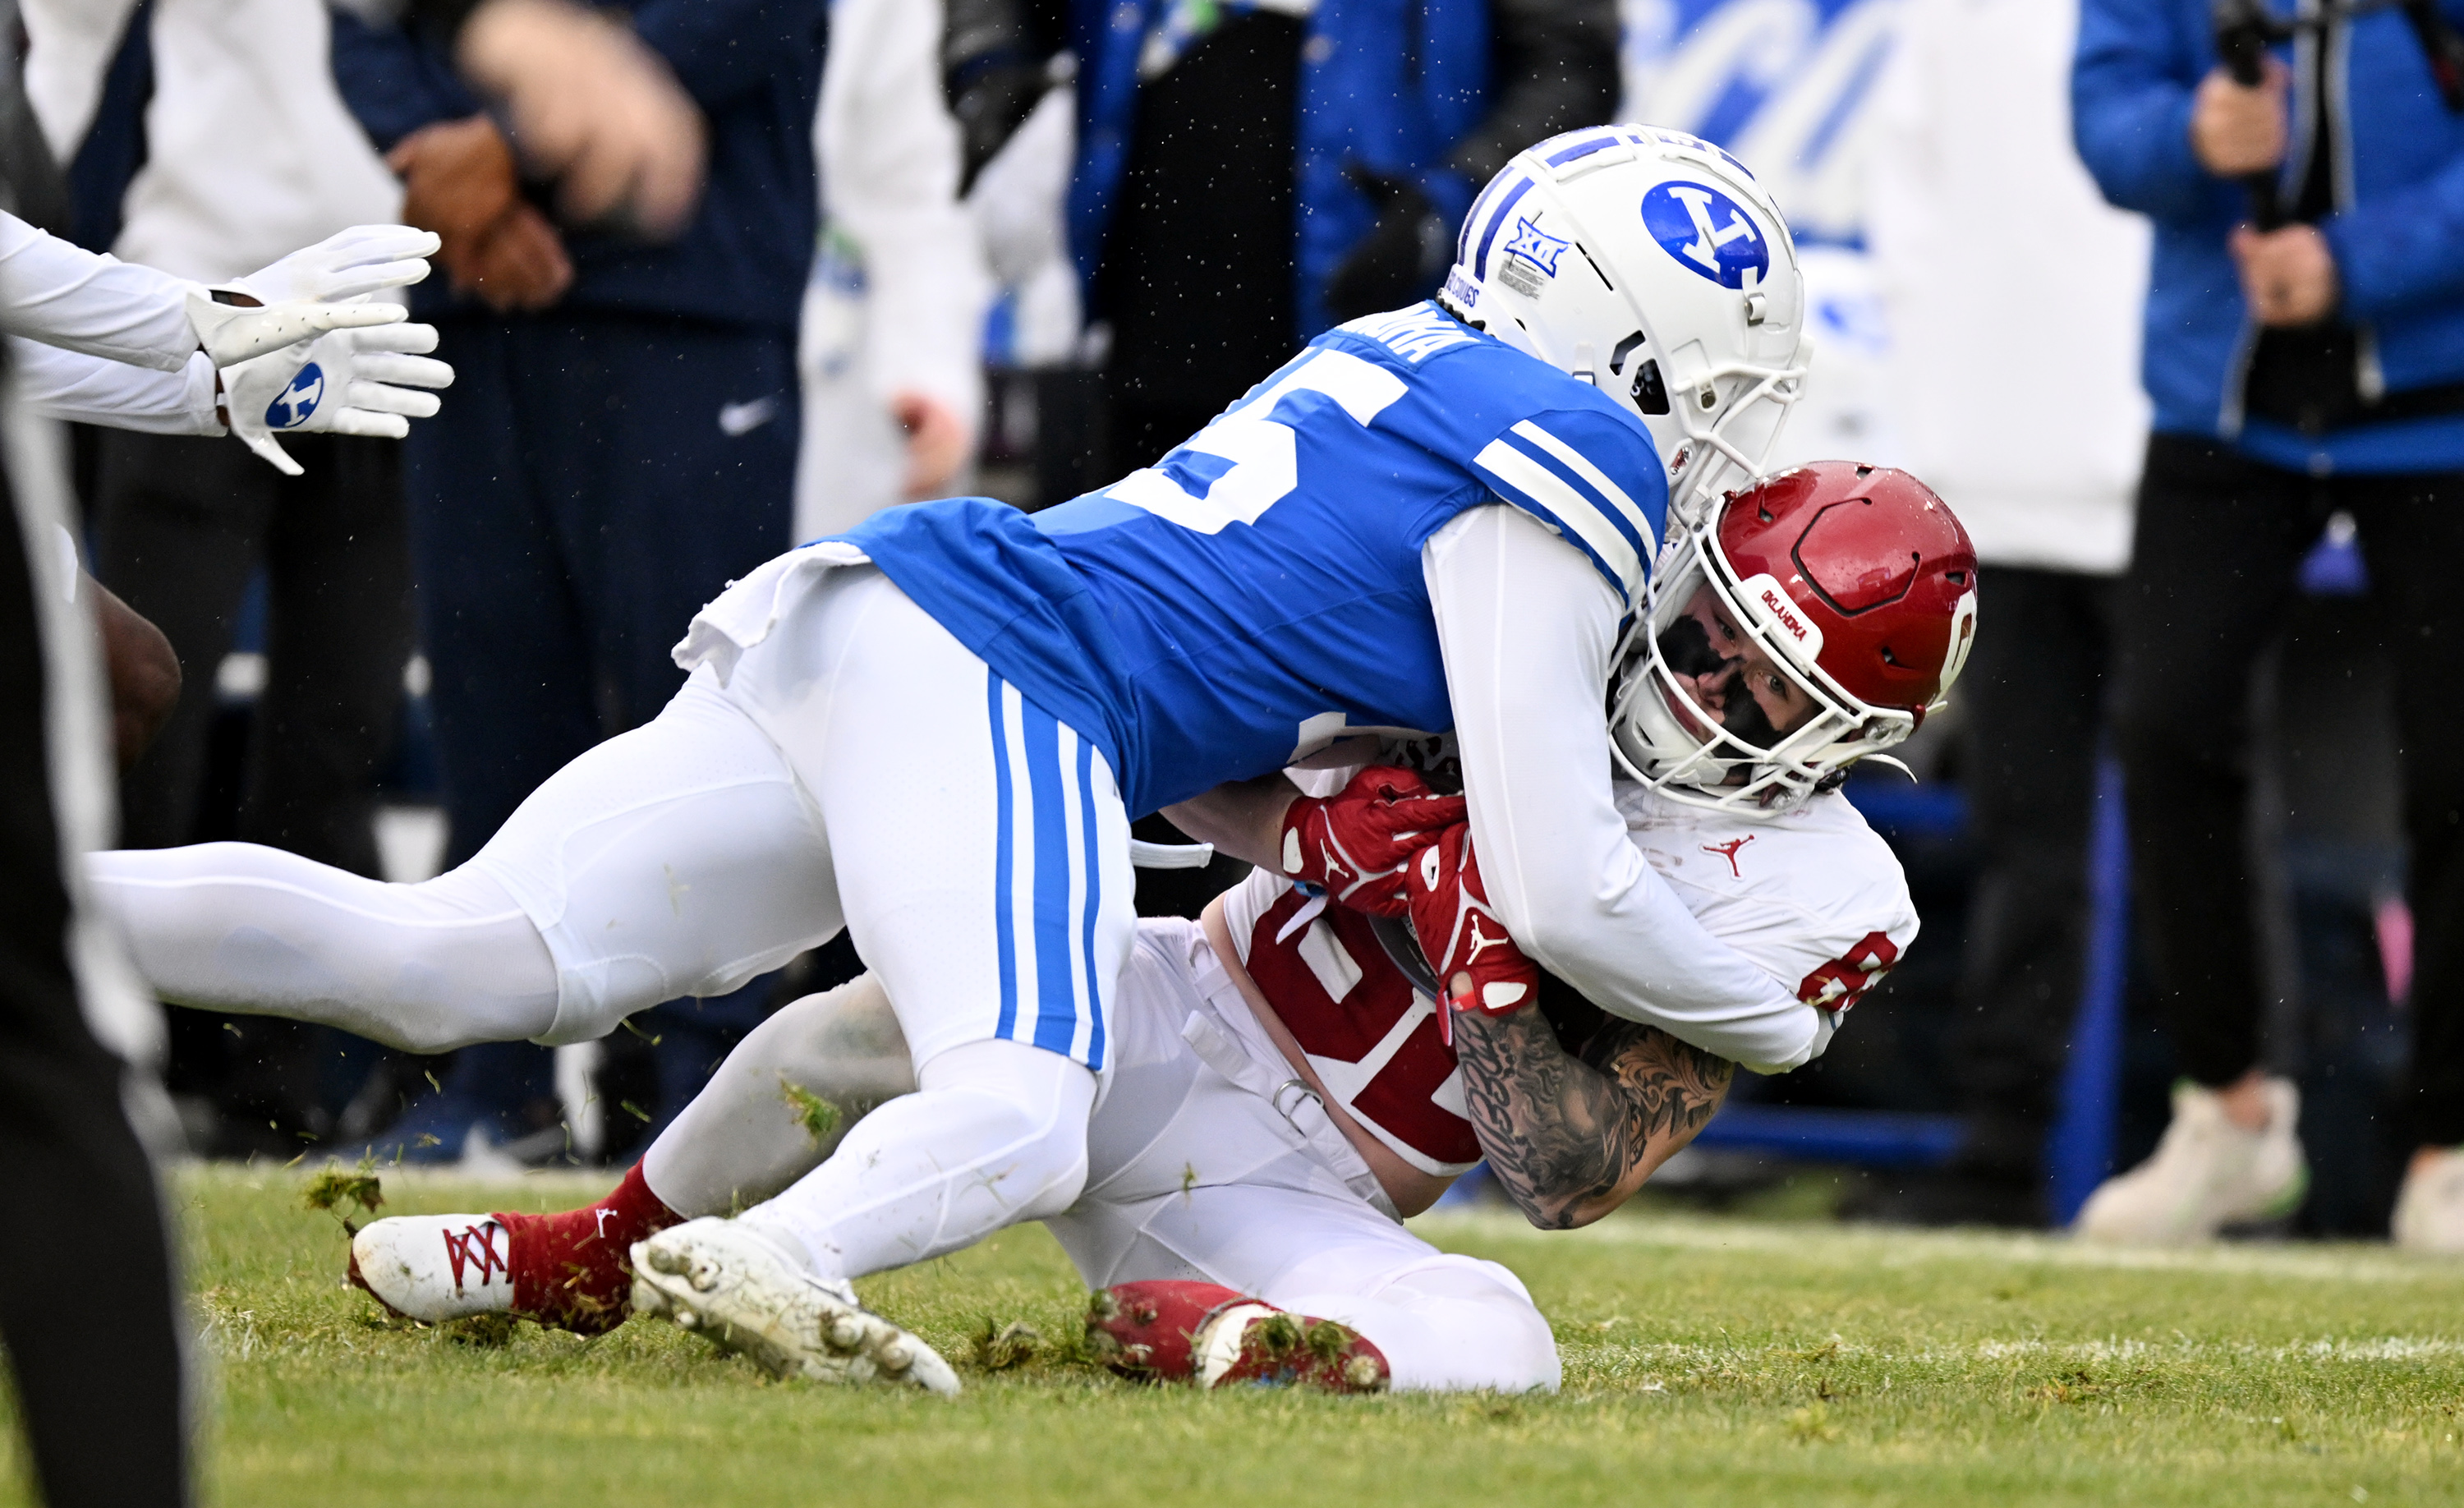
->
[1470, 416, 1658, 600]
[1508, 420, 1661, 559]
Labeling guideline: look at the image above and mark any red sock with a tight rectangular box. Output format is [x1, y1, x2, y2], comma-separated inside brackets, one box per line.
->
[492, 1164, 681, 1335]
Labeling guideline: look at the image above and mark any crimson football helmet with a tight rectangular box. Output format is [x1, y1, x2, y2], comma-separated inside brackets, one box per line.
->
[1609, 461, 1979, 812]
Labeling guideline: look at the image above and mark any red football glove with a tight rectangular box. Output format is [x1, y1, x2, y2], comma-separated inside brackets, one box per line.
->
[1405, 825, 1538, 1045]
[1277, 765, 1465, 917]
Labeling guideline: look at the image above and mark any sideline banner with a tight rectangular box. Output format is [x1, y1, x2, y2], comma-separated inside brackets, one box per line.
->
[1621, 0, 1904, 467]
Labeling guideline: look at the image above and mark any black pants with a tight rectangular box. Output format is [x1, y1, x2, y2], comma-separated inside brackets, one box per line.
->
[92, 431, 412, 868]
[1951, 566, 2116, 1176]
[402, 312, 798, 1130]
[90, 430, 415, 1147]
[0, 481, 188, 1506]
[2115, 434, 2464, 1144]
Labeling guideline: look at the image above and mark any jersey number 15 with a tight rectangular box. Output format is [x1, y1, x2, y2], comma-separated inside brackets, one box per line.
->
[1105, 350, 1409, 533]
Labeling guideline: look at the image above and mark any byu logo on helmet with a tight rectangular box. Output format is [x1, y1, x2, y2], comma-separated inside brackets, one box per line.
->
[265, 362, 324, 430]
[1639, 182, 1768, 290]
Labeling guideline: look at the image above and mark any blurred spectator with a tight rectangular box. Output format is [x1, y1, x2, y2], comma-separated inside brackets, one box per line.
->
[1858, 0, 2149, 1226]
[945, 0, 1618, 917]
[356, 0, 710, 241]
[329, 0, 825, 1160]
[2072, 0, 2464, 1250]
[796, 0, 995, 540]
[29, 0, 416, 1158]
[946, 0, 1617, 480]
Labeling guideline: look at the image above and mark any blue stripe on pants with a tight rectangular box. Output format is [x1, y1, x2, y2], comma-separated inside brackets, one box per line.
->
[1075, 736, 1106, 1068]
[986, 670, 1108, 1069]
[1018, 700, 1078, 1055]
[988, 673, 1020, 1043]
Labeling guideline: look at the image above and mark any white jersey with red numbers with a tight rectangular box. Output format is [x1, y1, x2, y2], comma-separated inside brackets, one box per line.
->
[1221, 778, 1919, 1178]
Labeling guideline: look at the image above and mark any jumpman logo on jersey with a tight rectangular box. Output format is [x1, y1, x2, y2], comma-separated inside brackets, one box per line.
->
[1702, 834, 1755, 878]
[442, 1221, 508, 1291]
[594, 1208, 618, 1240]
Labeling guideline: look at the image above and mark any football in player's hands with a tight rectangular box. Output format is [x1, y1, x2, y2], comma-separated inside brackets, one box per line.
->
[1279, 765, 1465, 916]
[1404, 825, 1538, 1045]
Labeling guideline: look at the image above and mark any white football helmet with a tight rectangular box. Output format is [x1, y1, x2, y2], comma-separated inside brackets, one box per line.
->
[1437, 125, 1809, 526]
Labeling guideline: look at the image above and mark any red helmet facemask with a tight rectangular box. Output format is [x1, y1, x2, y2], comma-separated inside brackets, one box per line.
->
[1608, 461, 1979, 812]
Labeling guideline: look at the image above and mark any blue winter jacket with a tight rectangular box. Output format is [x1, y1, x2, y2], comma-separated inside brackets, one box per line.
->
[2073, 0, 2464, 473]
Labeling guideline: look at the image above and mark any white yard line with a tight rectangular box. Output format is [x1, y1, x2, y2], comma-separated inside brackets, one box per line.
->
[1410, 1207, 2464, 1288]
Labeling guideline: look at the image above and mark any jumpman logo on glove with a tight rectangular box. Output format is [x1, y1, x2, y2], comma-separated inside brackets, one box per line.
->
[1400, 825, 1538, 1046]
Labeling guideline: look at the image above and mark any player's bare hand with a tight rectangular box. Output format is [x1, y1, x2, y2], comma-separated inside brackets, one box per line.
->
[456, 0, 708, 239]
[2191, 59, 2288, 177]
[893, 390, 973, 501]
[91, 578, 178, 771]
[2232, 223, 2338, 326]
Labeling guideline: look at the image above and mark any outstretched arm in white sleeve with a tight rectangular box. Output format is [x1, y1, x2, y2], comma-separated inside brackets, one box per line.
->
[0, 213, 204, 371]
[8, 342, 221, 434]
[1424, 503, 1833, 1074]
[0, 214, 425, 378]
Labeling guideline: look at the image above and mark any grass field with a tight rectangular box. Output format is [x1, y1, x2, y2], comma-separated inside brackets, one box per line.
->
[6, 1165, 2464, 1506]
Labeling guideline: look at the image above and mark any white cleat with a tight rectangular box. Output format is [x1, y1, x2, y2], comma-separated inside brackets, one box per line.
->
[349, 1214, 515, 1322]
[2074, 1078, 2307, 1246]
[2392, 1147, 2464, 1255]
[629, 1219, 959, 1396]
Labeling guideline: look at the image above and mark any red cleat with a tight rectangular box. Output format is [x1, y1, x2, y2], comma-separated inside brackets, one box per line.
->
[347, 1163, 681, 1334]
[1086, 1280, 1390, 1393]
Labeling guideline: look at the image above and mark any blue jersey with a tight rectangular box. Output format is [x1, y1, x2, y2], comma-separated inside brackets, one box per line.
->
[839, 304, 1669, 816]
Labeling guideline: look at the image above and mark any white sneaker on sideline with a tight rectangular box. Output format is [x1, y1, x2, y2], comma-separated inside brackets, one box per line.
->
[630, 1219, 959, 1396]
[2392, 1148, 2464, 1254]
[349, 1214, 515, 1321]
[2073, 1077, 2308, 1245]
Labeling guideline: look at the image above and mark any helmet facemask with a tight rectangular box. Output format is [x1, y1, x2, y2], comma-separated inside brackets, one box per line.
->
[1651, 349, 1809, 532]
[1607, 521, 1919, 814]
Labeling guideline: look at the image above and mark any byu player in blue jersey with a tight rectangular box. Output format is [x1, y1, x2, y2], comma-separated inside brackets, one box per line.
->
[88, 127, 1818, 1386]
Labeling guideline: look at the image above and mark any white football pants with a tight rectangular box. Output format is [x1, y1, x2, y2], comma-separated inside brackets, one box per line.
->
[645, 921, 1562, 1394]
[90, 563, 1137, 1284]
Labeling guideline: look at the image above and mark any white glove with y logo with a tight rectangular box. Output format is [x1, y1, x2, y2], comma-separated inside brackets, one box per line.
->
[221, 322, 453, 476]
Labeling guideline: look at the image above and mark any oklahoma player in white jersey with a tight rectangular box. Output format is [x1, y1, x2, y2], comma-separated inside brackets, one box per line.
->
[346, 465, 1961, 1394]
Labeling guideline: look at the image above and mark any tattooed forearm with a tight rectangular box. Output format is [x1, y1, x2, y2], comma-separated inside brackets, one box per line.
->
[1450, 1009, 1735, 1230]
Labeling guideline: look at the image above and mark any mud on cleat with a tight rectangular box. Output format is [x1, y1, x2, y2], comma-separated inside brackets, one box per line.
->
[350, 1215, 517, 1322]
[629, 1219, 959, 1396]
[1087, 1280, 1390, 1393]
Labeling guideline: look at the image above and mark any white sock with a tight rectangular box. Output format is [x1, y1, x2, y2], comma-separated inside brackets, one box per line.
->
[86, 843, 559, 1052]
[738, 1037, 1093, 1281]
[1276, 1263, 1561, 1394]
[641, 977, 916, 1216]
